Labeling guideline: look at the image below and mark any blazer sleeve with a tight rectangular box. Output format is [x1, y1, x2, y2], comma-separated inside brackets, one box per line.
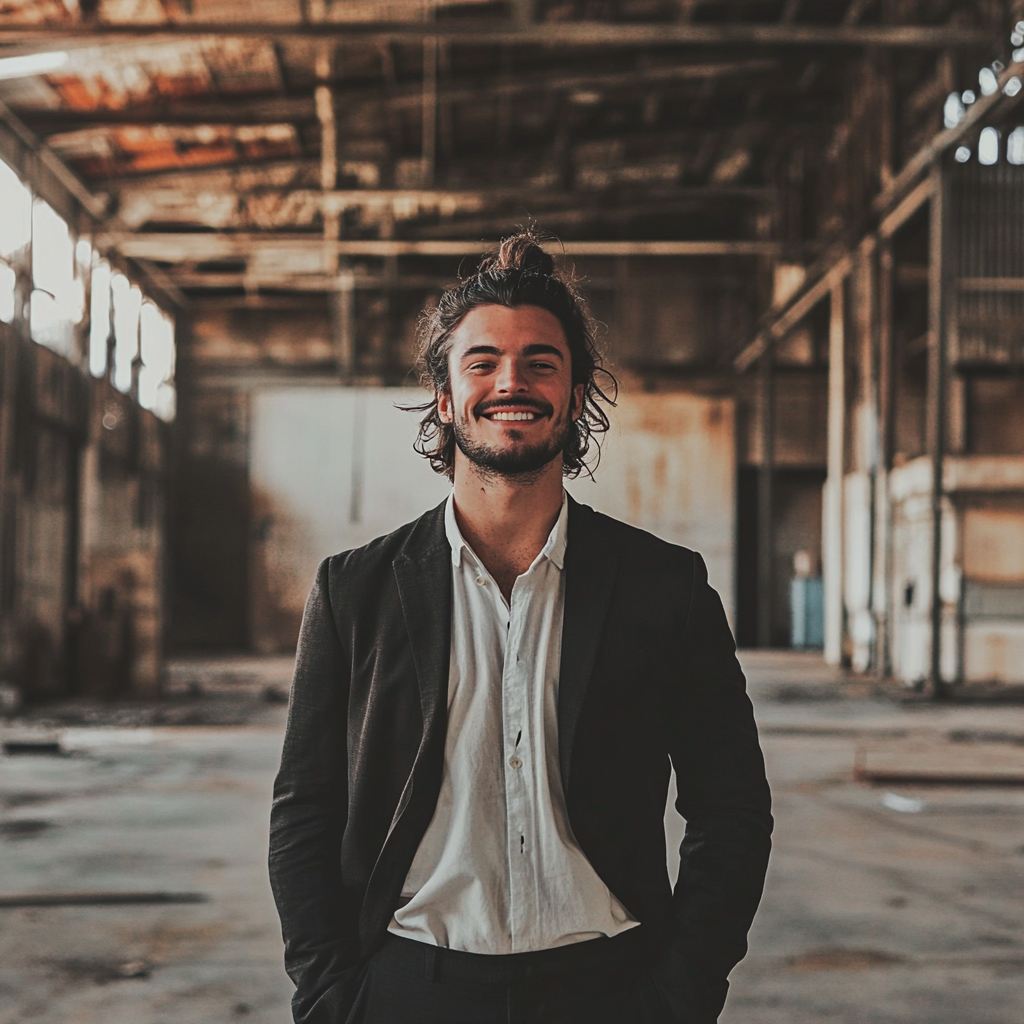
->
[646, 552, 773, 1024]
[269, 558, 363, 1024]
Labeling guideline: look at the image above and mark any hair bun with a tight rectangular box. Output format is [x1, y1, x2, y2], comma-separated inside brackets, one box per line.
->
[479, 232, 555, 277]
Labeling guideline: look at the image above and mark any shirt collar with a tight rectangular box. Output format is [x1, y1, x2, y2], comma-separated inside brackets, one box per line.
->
[444, 491, 568, 572]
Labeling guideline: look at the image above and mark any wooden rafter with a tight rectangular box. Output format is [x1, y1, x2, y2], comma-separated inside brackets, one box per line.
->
[0, 22, 995, 50]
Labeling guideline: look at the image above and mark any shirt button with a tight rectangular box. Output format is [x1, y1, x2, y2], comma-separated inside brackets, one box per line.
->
[508, 755, 523, 770]
[475, 576, 486, 586]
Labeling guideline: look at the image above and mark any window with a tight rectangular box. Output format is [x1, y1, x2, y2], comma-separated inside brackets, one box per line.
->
[89, 258, 112, 377]
[139, 301, 176, 421]
[111, 271, 141, 393]
[1008, 127, 1024, 165]
[30, 198, 81, 357]
[978, 127, 1000, 166]
[0, 158, 31, 258]
[0, 157, 31, 325]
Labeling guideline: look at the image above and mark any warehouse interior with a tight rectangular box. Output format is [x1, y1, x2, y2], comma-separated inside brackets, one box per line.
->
[2, 0, 1024, 700]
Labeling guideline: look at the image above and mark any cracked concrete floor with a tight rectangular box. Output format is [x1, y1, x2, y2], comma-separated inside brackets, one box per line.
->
[1, 651, 1022, 1023]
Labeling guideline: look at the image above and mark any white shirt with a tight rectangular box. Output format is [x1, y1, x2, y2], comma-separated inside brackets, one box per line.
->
[388, 492, 638, 954]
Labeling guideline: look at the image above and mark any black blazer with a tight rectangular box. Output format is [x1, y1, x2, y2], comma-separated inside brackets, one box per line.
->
[269, 497, 772, 1024]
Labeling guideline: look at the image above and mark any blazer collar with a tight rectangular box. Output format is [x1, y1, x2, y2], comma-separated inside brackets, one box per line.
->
[390, 495, 620, 791]
[558, 496, 620, 789]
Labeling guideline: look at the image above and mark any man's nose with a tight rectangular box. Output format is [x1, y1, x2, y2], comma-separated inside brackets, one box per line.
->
[494, 358, 528, 394]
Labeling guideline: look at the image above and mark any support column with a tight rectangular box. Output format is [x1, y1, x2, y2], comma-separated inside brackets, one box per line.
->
[332, 269, 356, 378]
[852, 239, 878, 673]
[756, 352, 774, 648]
[926, 163, 949, 694]
[874, 239, 895, 677]
[824, 280, 846, 665]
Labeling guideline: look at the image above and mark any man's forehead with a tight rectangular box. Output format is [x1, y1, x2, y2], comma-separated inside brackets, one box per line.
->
[448, 304, 569, 352]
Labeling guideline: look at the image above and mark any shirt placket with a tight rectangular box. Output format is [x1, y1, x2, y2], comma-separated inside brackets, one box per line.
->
[502, 571, 532, 951]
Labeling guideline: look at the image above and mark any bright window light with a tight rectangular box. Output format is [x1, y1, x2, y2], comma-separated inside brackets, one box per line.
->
[1008, 127, 1024, 165]
[0, 51, 68, 82]
[0, 262, 15, 323]
[955, 145, 972, 163]
[89, 259, 112, 377]
[0, 159, 31, 258]
[140, 303, 175, 380]
[32, 199, 74, 300]
[979, 67, 999, 96]
[943, 92, 964, 129]
[139, 301, 176, 418]
[31, 199, 80, 356]
[29, 290, 70, 355]
[111, 273, 141, 393]
[153, 382, 176, 422]
[978, 126, 1000, 165]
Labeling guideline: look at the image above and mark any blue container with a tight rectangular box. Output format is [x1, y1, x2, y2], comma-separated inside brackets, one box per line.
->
[791, 577, 824, 649]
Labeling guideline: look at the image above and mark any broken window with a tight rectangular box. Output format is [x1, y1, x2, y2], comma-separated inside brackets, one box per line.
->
[0, 157, 31, 324]
[139, 300, 176, 421]
[89, 258, 112, 377]
[111, 271, 141, 394]
[30, 198, 82, 358]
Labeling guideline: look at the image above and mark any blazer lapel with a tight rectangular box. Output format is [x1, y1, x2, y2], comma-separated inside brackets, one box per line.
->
[392, 503, 452, 749]
[361, 505, 452, 951]
[558, 497, 620, 789]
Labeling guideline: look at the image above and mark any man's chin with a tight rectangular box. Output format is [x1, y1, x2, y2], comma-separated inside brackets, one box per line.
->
[456, 438, 563, 478]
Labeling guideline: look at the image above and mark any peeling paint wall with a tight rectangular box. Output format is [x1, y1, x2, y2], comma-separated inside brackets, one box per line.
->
[567, 390, 736, 623]
[248, 388, 449, 653]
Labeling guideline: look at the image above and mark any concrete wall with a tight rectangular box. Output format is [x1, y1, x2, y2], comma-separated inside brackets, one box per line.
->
[247, 386, 736, 652]
[0, 324, 168, 699]
[888, 456, 1024, 686]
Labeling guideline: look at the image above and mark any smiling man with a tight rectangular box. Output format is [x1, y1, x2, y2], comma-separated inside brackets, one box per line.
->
[269, 233, 773, 1024]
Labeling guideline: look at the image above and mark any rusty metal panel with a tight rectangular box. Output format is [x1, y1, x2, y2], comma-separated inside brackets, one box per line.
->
[963, 621, 1024, 684]
[962, 505, 1024, 582]
[567, 391, 736, 622]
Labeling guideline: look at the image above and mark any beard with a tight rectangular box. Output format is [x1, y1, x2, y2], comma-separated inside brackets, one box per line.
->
[452, 401, 573, 479]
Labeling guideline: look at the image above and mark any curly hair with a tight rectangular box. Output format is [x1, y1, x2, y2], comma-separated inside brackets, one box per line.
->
[406, 231, 617, 481]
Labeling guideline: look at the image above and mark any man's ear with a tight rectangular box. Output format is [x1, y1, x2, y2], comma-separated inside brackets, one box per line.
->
[571, 383, 585, 421]
[437, 388, 454, 424]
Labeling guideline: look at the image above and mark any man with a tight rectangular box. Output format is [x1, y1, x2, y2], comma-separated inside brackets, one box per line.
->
[269, 233, 772, 1024]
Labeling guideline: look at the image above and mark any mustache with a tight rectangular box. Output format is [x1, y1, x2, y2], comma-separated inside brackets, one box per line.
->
[474, 397, 554, 418]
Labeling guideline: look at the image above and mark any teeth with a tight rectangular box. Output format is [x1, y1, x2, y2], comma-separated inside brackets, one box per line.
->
[490, 411, 536, 421]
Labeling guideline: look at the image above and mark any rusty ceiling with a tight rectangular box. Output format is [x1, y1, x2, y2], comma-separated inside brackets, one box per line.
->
[0, 0, 1013, 303]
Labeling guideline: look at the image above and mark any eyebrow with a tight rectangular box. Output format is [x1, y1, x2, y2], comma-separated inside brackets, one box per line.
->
[459, 343, 565, 360]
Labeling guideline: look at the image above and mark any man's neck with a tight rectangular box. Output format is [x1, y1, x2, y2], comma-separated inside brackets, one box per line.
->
[451, 455, 565, 602]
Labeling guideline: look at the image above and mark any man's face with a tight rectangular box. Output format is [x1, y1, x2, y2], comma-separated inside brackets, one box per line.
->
[438, 304, 584, 478]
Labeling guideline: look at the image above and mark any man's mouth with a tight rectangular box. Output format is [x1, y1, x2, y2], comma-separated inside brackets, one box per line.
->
[486, 410, 540, 422]
[475, 399, 552, 423]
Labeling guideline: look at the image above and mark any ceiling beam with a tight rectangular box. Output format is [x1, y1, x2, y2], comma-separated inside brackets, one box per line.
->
[0, 22, 993, 50]
[106, 177, 773, 230]
[101, 232, 783, 262]
[176, 271, 455, 290]
[407, 194, 773, 238]
[110, 184, 772, 205]
[0, 100, 108, 219]
[20, 58, 780, 132]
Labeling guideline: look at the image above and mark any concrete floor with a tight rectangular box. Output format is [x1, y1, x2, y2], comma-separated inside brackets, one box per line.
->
[0, 651, 1022, 1023]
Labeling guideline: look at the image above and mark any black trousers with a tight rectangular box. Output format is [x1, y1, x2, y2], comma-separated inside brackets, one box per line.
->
[344, 929, 649, 1024]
